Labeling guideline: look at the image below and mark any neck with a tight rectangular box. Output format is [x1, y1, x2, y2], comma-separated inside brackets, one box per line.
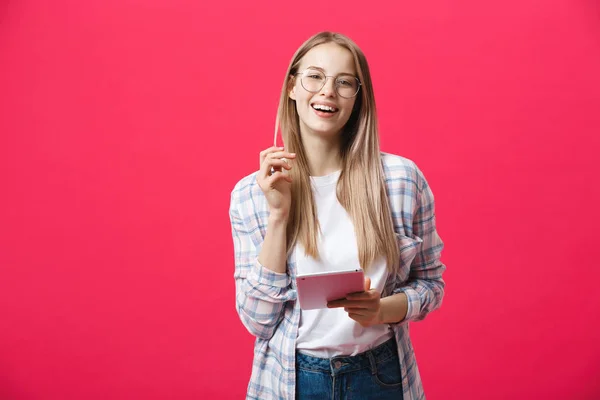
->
[301, 132, 343, 177]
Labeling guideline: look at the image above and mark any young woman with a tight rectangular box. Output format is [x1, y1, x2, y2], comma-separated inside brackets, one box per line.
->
[229, 31, 446, 400]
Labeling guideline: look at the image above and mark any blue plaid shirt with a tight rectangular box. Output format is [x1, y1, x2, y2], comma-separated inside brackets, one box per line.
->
[229, 152, 446, 400]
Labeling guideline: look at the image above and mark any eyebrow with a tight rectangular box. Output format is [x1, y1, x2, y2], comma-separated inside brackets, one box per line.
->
[305, 65, 356, 76]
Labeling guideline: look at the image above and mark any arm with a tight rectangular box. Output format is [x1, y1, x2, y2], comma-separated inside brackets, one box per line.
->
[392, 168, 446, 323]
[325, 166, 445, 327]
[230, 190, 295, 340]
[327, 279, 410, 326]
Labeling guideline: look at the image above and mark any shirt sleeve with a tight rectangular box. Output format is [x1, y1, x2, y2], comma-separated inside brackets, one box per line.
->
[392, 165, 446, 324]
[230, 188, 296, 340]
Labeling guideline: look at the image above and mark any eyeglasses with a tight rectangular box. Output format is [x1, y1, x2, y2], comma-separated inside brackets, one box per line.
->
[294, 68, 361, 99]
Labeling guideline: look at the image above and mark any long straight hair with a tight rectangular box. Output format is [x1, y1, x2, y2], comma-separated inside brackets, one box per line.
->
[275, 32, 399, 272]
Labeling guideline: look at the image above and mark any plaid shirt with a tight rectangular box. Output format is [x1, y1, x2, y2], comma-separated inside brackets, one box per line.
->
[229, 152, 446, 400]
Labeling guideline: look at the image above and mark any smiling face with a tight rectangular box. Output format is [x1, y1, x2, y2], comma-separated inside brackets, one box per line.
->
[289, 42, 359, 141]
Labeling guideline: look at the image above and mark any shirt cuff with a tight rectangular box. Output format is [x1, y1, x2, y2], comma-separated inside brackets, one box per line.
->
[248, 259, 291, 288]
[397, 287, 421, 322]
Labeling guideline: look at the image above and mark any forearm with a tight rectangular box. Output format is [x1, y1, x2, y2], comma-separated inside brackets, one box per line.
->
[379, 292, 408, 325]
[235, 212, 293, 339]
[258, 214, 289, 274]
[394, 276, 445, 322]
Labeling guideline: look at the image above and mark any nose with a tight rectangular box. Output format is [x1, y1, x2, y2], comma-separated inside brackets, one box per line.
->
[319, 76, 336, 97]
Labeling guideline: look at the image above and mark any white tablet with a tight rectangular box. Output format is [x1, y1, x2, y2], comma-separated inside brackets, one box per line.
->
[296, 268, 365, 310]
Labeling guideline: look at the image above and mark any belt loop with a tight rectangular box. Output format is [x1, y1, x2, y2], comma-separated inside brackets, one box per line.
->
[367, 350, 377, 375]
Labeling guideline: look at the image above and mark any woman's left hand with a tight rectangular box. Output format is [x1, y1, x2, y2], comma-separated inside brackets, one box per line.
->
[327, 277, 383, 327]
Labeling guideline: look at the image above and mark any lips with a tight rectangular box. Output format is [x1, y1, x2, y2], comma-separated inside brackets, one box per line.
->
[310, 102, 339, 113]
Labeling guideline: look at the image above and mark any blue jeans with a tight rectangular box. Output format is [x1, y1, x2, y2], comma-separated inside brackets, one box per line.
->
[295, 337, 403, 400]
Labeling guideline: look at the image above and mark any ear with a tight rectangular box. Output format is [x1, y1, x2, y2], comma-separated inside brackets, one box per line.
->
[288, 75, 297, 100]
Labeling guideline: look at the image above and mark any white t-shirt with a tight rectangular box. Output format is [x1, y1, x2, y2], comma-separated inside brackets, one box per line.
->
[295, 170, 393, 358]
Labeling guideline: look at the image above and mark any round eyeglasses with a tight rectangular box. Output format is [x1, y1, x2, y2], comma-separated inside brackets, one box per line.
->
[295, 69, 361, 99]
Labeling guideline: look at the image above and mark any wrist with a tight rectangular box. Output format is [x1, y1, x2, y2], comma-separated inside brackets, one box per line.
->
[379, 293, 408, 325]
[268, 211, 289, 224]
[376, 304, 386, 326]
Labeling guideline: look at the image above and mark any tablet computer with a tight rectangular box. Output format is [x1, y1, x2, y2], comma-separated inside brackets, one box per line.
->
[296, 268, 365, 310]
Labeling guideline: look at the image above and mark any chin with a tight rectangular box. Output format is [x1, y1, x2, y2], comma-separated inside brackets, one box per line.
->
[305, 117, 347, 136]
[308, 124, 344, 137]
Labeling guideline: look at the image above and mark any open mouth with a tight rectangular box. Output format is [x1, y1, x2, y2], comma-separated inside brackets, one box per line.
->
[311, 103, 339, 114]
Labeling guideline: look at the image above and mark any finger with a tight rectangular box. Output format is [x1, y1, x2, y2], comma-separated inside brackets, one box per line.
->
[364, 276, 371, 291]
[260, 152, 296, 178]
[346, 290, 378, 300]
[266, 170, 292, 184]
[327, 301, 344, 308]
[346, 292, 374, 300]
[347, 313, 377, 328]
[347, 313, 370, 323]
[260, 146, 285, 163]
[266, 151, 296, 162]
[344, 307, 373, 316]
[266, 158, 293, 172]
[260, 158, 293, 180]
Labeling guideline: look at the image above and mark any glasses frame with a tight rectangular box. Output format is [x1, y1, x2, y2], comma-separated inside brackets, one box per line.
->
[294, 69, 362, 99]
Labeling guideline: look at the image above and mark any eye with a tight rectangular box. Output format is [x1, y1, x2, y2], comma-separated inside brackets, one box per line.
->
[304, 69, 325, 80]
[337, 78, 355, 88]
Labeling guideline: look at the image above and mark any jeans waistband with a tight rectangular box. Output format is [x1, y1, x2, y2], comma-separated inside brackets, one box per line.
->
[296, 337, 398, 375]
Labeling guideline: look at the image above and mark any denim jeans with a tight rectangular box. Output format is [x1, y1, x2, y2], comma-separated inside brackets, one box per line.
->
[295, 337, 403, 400]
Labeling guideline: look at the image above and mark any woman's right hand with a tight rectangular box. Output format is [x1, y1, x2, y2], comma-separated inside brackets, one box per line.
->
[257, 146, 296, 220]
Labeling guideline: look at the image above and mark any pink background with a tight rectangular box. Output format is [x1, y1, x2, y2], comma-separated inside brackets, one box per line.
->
[1, 0, 599, 399]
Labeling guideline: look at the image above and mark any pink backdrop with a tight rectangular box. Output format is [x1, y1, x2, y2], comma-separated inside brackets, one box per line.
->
[1, 1, 599, 399]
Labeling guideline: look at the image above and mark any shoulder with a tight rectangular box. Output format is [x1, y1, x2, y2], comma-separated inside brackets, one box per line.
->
[380, 152, 428, 192]
[231, 170, 259, 199]
[231, 171, 260, 202]
[229, 170, 267, 214]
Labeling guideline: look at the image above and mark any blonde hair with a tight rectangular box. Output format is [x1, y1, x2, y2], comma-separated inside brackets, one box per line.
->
[275, 31, 399, 272]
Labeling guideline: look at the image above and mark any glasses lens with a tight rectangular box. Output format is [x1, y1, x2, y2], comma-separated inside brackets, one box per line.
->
[299, 69, 360, 98]
[301, 69, 326, 92]
[336, 76, 359, 98]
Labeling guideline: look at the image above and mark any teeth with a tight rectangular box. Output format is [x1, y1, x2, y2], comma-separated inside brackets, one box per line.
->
[312, 104, 336, 112]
